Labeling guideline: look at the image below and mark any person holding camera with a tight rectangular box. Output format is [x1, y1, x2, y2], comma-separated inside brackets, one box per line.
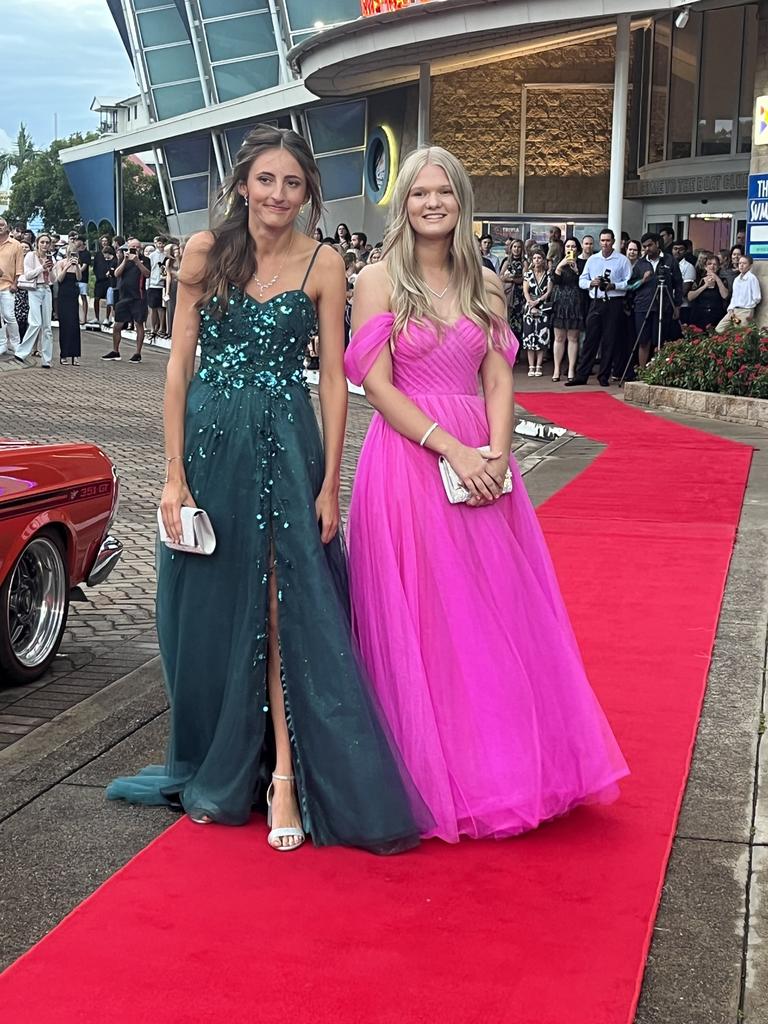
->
[566, 228, 631, 387]
[92, 244, 117, 326]
[102, 237, 150, 362]
[15, 234, 55, 367]
[628, 233, 683, 369]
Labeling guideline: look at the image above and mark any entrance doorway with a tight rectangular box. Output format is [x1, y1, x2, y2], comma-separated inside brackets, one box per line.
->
[688, 214, 733, 253]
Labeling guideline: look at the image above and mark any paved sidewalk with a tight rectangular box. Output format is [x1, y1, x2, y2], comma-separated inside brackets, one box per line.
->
[0, 333, 766, 1022]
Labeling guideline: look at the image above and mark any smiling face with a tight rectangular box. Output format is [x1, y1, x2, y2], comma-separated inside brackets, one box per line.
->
[511, 239, 523, 258]
[239, 148, 307, 229]
[406, 163, 459, 240]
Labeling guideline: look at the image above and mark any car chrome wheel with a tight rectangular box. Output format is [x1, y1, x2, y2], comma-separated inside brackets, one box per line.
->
[7, 536, 68, 669]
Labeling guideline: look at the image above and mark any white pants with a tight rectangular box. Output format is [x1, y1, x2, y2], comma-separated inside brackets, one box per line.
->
[0, 288, 21, 353]
[17, 288, 53, 364]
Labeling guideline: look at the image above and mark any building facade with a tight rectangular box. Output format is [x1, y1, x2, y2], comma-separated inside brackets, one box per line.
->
[62, 0, 766, 271]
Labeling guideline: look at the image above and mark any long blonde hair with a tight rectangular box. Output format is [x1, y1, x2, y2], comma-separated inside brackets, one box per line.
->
[382, 146, 506, 346]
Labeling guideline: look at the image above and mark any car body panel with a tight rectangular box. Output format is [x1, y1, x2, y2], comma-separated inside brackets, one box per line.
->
[0, 441, 120, 588]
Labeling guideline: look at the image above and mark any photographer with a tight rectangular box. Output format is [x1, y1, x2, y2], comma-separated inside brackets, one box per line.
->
[101, 237, 150, 363]
[566, 228, 631, 387]
[628, 233, 683, 369]
[92, 244, 117, 326]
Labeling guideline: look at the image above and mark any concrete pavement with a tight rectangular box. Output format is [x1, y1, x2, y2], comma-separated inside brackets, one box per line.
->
[0, 332, 766, 1022]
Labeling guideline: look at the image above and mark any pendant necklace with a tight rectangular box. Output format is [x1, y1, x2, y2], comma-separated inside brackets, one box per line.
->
[253, 236, 293, 299]
[424, 281, 450, 299]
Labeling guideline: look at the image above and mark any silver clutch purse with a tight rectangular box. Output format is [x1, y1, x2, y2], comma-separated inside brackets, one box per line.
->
[438, 446, 513, 505]
[157, 506, 217, 555]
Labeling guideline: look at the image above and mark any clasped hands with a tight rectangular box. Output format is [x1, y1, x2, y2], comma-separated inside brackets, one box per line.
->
[447, 444, 508, 506]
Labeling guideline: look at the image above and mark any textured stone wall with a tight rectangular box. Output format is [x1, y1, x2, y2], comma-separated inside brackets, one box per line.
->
[431, 35, 619, 213]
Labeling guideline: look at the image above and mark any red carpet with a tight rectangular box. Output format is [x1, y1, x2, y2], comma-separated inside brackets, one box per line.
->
[0, 394, 753, 1023]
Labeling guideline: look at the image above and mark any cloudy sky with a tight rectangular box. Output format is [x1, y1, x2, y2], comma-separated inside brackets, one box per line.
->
[0, 0, 137, 156]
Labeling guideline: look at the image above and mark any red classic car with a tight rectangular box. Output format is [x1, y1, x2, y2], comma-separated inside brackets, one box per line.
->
[0, 441, 122, 685]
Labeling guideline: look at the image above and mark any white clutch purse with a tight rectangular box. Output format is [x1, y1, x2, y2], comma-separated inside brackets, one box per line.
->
[157, 506, 217, 555]
[438, 446, 513, 505]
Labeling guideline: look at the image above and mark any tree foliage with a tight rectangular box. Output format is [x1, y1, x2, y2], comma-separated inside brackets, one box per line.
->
[122, 159, 166, 239]
[6, 132, 99, 232]
[5, 126, 167, 239]
[0, 123, 39, 185]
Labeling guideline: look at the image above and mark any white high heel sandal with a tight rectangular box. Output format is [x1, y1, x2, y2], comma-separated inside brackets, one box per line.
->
[266, 772, 305, 851]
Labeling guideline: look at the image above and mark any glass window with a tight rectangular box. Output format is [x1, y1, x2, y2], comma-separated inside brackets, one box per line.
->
[213, 56, 280, 101]
[738, 5, 758, 153]
[137, 7, 188, 47]
[173, 175, 209, 213]
[667, 11, 701, 161]
[205, 13, 275, 62]
[307, 100, 366, 154]
[648, 16, 671, 164]
[152, 81, 205, 119]
[317, 151, 364, 202]
[165, 137, 210, 177]
[145, 43, 198, 86]
[697, 8, 742, 155]
[637, 28, 651, 168]
[133, 0, 168, 9]
[201, 0, 267, 14]
[284, 0, 359, 32]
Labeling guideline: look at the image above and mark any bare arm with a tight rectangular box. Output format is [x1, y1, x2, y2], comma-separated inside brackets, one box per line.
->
[159, 231, 210, 544]
[479, 270, 515, 505]
[114, 255, 129, 278]
[351, 263, 503, 503]
[313, 245, 348, 543]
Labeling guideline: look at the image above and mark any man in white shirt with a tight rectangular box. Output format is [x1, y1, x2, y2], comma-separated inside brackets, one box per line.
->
[714, 255, 762, 332]
[479, 235, 500, 272]
[146, 235, 168, 339]
[566, 229, 632, 387]
[672, 241, 696, 312]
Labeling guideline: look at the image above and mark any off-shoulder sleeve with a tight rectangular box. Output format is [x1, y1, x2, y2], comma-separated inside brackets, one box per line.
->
[344, 312, 395, 386]
[494, 322, 520, 366]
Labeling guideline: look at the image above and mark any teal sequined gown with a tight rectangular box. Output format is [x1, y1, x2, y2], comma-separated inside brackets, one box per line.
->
[107, 271, 422, 853]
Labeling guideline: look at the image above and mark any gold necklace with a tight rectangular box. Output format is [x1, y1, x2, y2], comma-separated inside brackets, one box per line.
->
[253, 236, 294, 299]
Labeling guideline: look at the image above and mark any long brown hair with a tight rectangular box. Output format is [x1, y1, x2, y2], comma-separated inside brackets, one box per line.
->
[195, 124, 322, 314]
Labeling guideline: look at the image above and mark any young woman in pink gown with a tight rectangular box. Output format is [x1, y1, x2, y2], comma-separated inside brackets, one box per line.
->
[344, 147, 628, 842]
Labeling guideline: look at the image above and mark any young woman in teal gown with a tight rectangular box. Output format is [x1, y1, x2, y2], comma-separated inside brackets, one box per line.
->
[107, 126, 422, 854]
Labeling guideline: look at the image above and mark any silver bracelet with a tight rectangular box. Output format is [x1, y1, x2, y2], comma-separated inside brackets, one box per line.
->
[419, 422, 439, 447]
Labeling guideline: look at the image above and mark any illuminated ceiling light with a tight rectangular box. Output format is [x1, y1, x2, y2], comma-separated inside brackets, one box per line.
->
[314, 20, 325, 29]
[675, 8, 690, 29]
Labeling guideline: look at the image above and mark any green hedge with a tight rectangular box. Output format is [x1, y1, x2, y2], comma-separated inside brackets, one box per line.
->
[638, 322, 768, 400]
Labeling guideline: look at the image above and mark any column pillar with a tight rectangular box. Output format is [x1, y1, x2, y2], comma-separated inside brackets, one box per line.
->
[417, 63, 431, 147]
[114, 153, 124, 236]
[608, 15, 631, 240]
[749, 0, 768, 326]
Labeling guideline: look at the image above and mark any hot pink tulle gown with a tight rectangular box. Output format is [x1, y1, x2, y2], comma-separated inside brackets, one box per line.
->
[343, 313, 629, 842]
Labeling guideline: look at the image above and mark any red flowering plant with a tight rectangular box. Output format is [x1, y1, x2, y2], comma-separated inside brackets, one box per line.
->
[638, 322, 768, 399]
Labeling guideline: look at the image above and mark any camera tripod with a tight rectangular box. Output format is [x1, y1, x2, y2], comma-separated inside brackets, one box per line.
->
[619, 277, 674, 387]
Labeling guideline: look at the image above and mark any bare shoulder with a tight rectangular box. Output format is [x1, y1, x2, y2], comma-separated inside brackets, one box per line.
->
[355, 260, 392, 300]
[182, 231, 215, 258]
[312, 241, 344, 274]
[482, 266, 505, 297]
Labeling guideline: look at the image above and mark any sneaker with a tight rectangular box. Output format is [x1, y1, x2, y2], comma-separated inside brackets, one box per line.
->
[13, 355, 29, 366]
[102, 320, 113, 329]
[129, 353, 142, 363]
[40, 363, 51, 369]
[102, 350, 121, 360]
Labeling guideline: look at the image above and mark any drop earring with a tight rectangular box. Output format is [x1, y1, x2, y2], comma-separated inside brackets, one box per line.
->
[243, 195, 249, 207]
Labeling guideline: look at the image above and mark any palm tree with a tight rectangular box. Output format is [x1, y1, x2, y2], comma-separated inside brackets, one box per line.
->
[0, 124, 38, 186]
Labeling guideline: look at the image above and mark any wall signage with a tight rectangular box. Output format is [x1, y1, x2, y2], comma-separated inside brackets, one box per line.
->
[746, 173, 768, 260]
[361, 0, 432, 15]
[624, 172, 749, 198]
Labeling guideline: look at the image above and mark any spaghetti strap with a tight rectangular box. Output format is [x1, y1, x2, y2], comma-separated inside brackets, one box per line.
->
[300, 244, 323, 290]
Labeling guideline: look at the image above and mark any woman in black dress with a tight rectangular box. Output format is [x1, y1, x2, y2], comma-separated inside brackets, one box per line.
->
[688, 255, 729, 330]
[55, 244, 82, 365]
[551, 238, 584, 382]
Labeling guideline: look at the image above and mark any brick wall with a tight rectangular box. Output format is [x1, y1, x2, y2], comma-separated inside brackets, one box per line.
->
[431, 35, 620, 213]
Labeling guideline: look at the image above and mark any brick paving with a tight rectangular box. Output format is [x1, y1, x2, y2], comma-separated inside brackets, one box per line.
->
[0, 328, 561, 749]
